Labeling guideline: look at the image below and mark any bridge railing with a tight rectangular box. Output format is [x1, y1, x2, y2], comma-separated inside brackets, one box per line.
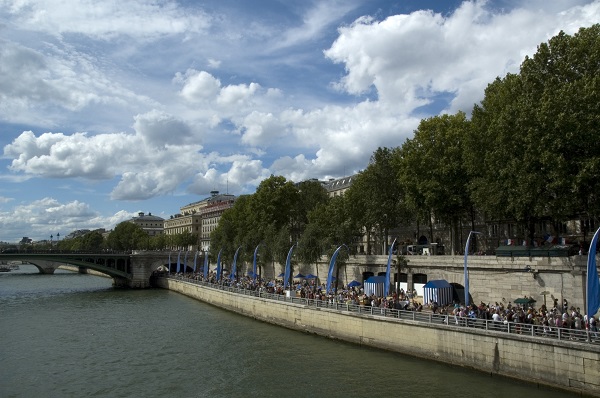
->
[3, 250, 133, 254]
[160, 274, 600, 346]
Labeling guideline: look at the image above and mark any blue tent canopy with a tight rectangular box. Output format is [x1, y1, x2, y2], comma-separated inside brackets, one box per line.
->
[365, 276, 386, 284]
[348, 280, 361, 287]
[305, 273, 318, 279]
[364, 276, 386, 296]
[294, 273, 306, 278]
[423, 279, 452, 288]
[423, 279, 454, 305]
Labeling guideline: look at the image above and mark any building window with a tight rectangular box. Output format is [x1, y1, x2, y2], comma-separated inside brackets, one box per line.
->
[490, 224, 498, 237]
[507, 223, 514, 237]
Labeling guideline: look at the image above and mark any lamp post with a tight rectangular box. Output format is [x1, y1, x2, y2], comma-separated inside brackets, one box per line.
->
[50, 234, 53, 248]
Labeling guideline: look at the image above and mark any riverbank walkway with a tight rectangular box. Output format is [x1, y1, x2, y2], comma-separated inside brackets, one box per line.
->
[156, 272, 600, 346]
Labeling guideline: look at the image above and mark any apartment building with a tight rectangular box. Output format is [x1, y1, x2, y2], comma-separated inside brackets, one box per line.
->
[130, 212, 164, 236]
[163, 191, 236, 251]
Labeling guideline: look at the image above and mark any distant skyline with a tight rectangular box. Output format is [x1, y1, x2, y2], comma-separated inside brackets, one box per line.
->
[1, 0, 599, 242]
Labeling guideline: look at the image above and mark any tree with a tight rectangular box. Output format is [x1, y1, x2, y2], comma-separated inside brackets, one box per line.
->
[249, 175, 298, 233]
[300, 193, 362, 261]
[149, 233, 167, 250]
[172, 230, 197, 250]
[106, 222, 147, 251]
[297, 221, 326, 271]
[345, 147, 405, 254]
[81, 230, 105, 251]
[210, 175, 329, 269]
[399, 112, 473, 254]
[209, 207, 239, 260]
[468, 25, 600, 243]
[292, 179, 329, 242]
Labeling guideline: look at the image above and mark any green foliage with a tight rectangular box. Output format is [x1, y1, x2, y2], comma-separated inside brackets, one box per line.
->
[56, 230, 106, 251]
[399, 112, 473, 252]
[468, 24, 600, 238]
[149, 233, 167, 250]
[249, 175, 298, 232]
[106, 222, 148, 250]
[209, 175, 331, 265]
[345, 147, 406, 254]
[400, 112, 472, 225]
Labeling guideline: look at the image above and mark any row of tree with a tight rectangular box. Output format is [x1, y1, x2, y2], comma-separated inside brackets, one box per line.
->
[49, 223, 197, 252]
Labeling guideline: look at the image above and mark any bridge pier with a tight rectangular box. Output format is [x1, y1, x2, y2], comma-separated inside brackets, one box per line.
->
[113, 276, 130, 288]
[129, 252, 168, 288]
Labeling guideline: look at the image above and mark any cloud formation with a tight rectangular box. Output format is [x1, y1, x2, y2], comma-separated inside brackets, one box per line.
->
[0, 0, 598, 241]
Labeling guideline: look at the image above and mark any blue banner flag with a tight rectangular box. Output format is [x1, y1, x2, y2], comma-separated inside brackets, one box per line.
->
[464, 231, 481, 307]
[587, 227, 600, 318]
[203, 251, 209, 280]
[216, 249, 223, 282]
[283, 244, 296, 289]
[231, 246, 242, 281]
[384, 239, 397, 297]
[176, 251, 181, 273]
[193, 251, 198, 273]
[252, 244, 261, 281]
[326, 245, 347, 295]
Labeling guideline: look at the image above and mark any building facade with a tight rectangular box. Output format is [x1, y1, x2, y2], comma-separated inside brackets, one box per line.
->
[130, 212, 164, 237]
[323, 175, 354, 198]
[163, 191, 236, 252]
[199, 193, 236, 252]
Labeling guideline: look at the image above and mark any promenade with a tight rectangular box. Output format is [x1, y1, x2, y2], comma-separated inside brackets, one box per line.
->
[158, 271, 600, 346]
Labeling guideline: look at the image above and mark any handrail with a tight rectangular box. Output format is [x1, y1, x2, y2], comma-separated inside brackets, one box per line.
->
[160, 274, 600, 346]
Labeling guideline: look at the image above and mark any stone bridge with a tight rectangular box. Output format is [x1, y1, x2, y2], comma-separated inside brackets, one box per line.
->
[0, 251, 177, 288]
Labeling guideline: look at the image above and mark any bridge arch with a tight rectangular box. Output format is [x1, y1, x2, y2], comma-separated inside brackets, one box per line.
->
[0, 252, 145, 287]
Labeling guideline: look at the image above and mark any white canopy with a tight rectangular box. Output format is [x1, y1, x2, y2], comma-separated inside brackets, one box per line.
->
[423, 279, 454, 306]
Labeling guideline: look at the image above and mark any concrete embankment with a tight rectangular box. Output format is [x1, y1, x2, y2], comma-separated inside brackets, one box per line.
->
[155, 277, 600, 397]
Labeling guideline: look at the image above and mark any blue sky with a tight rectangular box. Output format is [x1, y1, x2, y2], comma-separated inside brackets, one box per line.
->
[0, 0, 598, 243]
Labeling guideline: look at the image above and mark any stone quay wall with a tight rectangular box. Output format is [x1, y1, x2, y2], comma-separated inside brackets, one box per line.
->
[155, 277, 600, 397]
[266, 254, 592, 311]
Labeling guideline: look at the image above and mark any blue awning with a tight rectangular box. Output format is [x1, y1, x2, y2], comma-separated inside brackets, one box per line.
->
[423, 279, 451, 288]
[365, 276, 386, 284]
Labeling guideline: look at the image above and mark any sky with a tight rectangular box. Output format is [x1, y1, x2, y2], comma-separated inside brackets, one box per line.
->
[0, 0, 598, 243]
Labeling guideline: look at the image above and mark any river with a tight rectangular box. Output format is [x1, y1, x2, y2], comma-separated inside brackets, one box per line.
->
[0, 264, 576, 397]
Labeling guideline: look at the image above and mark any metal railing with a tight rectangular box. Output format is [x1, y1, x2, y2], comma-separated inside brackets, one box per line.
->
[161, 274, 600, 346]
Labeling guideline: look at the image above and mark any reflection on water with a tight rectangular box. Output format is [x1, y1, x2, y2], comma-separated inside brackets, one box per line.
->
[0, 264, 576, 397]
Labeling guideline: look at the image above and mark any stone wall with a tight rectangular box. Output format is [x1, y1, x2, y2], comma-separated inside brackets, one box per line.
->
[156, 277, 600, 397]
[252, 254, 592, 310]
[129, 252, 596, 310]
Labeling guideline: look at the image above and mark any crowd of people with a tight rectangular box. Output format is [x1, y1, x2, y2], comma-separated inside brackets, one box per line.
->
[434, 299, 598, 339]
[171, 270, 423, 309]
[161, 270, 598, 341]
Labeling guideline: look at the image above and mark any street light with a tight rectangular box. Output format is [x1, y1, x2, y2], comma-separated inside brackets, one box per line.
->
[50, 234, 53, 247]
